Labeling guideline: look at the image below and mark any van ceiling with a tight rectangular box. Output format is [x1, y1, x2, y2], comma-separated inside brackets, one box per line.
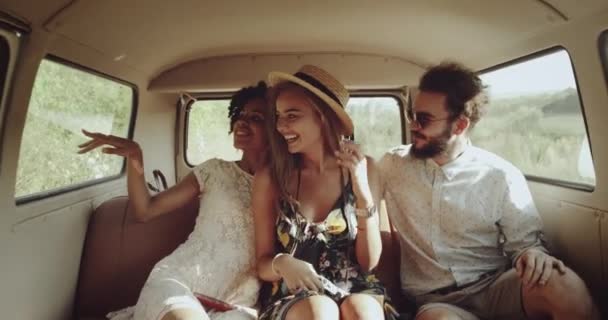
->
[2, 0, 608, 79]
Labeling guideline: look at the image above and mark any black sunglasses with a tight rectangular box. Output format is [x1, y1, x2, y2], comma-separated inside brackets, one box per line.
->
[406, 105, 452, 128]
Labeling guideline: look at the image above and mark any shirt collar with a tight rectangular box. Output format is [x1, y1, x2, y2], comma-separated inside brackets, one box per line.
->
[427, 141, 474, 181]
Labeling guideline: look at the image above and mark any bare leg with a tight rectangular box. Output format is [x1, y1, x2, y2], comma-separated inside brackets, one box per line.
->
[161, 307, 210, 320]
[339, 294, 384, 320]
[415, 307, 465, 320]
[285, 295, 340, 320]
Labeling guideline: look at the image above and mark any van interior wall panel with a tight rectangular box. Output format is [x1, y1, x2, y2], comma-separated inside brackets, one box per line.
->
[135, 91, 179, 186]
[149, 53, 425, 92]
[48, 32, 147, 86]
[0, 0, 72, 26]
[534, 196, 603, 291]
[601, 213, 608, 315]
[3, 201, 90, 319]
[0, 21, 177, 319]
[10, 0, 608, 77]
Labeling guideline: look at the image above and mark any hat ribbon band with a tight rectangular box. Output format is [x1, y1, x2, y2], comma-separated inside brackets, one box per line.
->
[294, 72, 343, 107]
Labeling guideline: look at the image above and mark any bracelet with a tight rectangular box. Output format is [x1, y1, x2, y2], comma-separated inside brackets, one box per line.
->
[271, 253, 287, 276]
[355, 204, 377, 218]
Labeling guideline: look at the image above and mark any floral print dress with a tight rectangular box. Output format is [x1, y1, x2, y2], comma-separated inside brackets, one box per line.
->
[259, 174, 399, 320]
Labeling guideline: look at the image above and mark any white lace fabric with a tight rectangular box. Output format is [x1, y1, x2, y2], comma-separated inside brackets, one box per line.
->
[108, 159, 260, 320]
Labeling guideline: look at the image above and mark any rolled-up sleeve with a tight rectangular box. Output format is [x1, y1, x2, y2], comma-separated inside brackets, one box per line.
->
[378, 153, 391, 199]
[497, 168, 547, 264]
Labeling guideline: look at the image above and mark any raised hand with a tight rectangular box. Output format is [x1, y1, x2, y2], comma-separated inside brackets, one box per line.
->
[334, 139, 373, 208]
[78, 129, 144, 174]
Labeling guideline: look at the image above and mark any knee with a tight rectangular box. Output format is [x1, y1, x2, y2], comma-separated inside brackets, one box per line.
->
[161, 308, 209, 320]
[415, 309, 462, 320]
[285, 295, 339, 320]
[533, 267, 594, 314]
[339, 294, 384, 320]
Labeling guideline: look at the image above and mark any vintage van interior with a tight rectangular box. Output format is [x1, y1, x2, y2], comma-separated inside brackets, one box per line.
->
[0, 1, 607, 319]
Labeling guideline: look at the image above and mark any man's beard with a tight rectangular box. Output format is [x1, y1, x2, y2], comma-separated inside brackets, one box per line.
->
[410, 125, 452, 159]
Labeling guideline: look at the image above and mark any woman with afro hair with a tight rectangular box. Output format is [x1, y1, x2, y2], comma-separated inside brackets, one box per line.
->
[79, 81, 270, 320]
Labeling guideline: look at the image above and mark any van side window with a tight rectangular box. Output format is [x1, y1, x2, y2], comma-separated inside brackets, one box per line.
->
[346, 96, 402, 159]
[185, 96, 403, 165]
[15, 58, 136, 201]
[186, 99, 239, 166]
[472, 48, 595, 190]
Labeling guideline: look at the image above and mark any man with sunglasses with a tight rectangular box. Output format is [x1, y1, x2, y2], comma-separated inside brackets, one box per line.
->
[378, 62, 597, 320]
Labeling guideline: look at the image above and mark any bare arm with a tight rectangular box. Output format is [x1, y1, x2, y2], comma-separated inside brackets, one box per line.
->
[129, 172, 199, 222]
[252, 166, 281, 281]
[353, 157, 382, 271]
[335, 140, 383, 271]
[376, 204, 404, 302]
[374, 151, 405, 301]
[78, 130, 199, 222]
[253, 166, 324, 292]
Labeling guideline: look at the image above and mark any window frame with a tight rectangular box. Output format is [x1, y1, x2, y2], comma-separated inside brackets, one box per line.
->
[16, 55, 139, 205]
[0, 23, 23, 167]
[478, 46, 594, 192]
[183, 94, 233, 168]
[599, 30, 608, 88]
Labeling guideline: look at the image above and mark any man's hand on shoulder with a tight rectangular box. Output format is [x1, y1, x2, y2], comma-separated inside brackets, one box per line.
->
[515, 248, 566, 288]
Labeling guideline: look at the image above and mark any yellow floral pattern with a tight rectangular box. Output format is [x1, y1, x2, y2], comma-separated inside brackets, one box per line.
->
[259, 181, 399, 320]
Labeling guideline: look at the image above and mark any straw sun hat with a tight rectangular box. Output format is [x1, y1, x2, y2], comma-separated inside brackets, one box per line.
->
[268, 65, 354, 136]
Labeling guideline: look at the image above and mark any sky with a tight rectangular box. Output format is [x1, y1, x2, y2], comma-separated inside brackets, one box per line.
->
[480, 49, 578, 98]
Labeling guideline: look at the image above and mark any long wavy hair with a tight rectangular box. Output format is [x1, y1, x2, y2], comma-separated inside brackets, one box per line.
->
[266, 82, 347, 211]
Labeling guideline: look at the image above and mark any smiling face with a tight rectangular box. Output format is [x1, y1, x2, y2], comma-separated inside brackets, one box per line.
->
[410, 91, 456, 159]
[232, 97, 268, 152]
[274, 88, 325, 154]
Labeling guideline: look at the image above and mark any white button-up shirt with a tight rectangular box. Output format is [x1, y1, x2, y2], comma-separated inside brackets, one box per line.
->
[379, 144, 544, 296]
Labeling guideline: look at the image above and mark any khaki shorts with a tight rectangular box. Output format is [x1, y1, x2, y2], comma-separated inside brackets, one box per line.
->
[415, 269, 527, 320]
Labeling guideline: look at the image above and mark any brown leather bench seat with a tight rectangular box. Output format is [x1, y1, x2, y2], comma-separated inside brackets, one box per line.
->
[74, 196, 408, 319]
[74, 196, 199, 319]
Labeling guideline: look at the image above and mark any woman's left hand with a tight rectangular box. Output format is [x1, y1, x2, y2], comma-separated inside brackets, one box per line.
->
[335, 140, 373, 208]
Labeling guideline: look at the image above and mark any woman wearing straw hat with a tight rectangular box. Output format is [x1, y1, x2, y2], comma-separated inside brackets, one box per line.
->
[252, 65, 399, 320]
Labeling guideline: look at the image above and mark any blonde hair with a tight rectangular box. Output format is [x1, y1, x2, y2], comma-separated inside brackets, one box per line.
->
[266, 82, 346, 211]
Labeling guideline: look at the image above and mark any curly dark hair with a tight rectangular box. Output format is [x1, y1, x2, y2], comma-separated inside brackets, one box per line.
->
[228, 81, 268, 132]
[419, 62, 488, 129]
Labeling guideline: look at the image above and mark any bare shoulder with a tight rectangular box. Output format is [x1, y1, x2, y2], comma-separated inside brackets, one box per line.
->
[253, 165, 273, 186]
[182, 172, 201, 189]
[252, 165, 279, 198]
[365, 155, 381, 191]
[365, 155, 379, 173]
[252, 165, 278, 220]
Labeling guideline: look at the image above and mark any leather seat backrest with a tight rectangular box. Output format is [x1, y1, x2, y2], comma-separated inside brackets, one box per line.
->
[74, 196, 199, 318]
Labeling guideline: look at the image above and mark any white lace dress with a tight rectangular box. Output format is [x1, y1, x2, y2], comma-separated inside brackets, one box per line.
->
[108, 159, 260, 320]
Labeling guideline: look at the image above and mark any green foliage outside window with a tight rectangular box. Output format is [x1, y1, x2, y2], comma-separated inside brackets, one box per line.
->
[473, 49, 595, 187]
[346, 97, 402, 160]
[15, 59, 133, 199]
[186, 97, 403, 166]
[187, 99, 241, 166]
